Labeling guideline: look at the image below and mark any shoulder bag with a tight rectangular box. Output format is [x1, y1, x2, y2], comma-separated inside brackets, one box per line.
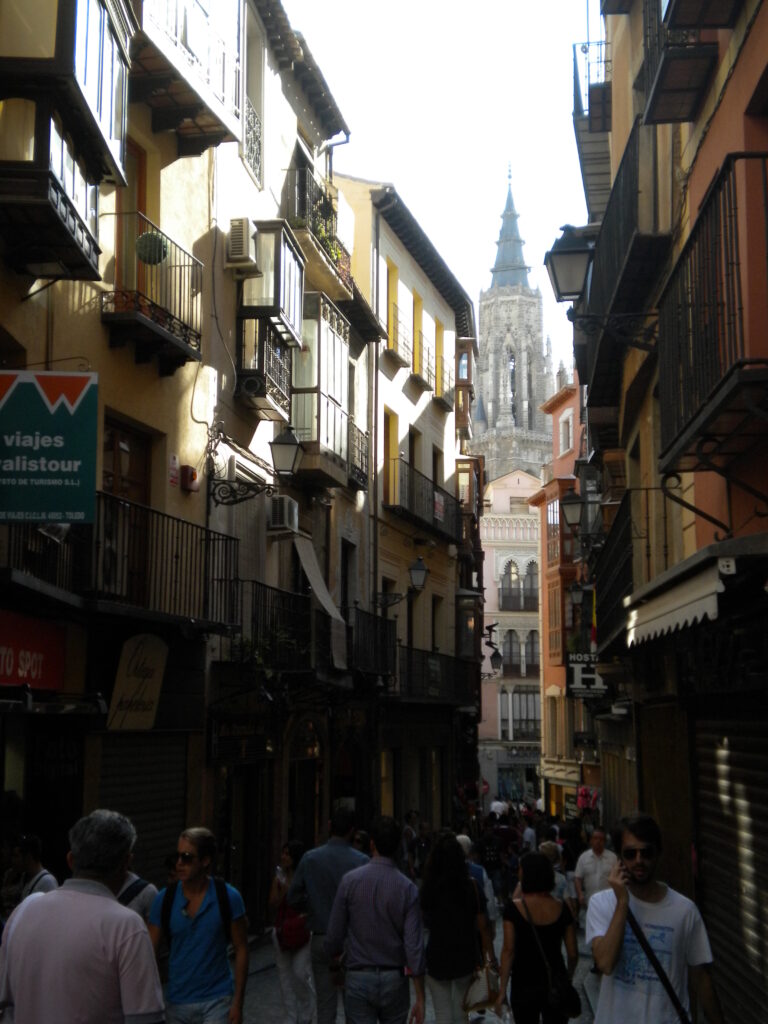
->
[626, 907, 692, 1024]
[274, 895, 310, 951]
[520, 897, 581, 1019]
[462, 878, 500, 1012]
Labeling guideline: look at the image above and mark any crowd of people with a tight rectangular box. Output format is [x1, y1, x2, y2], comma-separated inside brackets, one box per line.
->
[0, 803, 726, 1024]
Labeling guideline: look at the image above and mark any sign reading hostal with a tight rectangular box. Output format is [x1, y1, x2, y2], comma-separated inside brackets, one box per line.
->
[566, 652, 609, 699]
[108, 634, 168, 731]
[0, 372, 98, 523]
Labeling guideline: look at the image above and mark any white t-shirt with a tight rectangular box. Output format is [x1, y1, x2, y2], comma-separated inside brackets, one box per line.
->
[0, 878, 164, 1024]
[574, 847, 617, 902]
[586, 885, 713, 1024]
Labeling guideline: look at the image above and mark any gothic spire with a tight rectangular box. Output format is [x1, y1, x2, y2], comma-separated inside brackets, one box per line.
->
[490, 168, 529, 289]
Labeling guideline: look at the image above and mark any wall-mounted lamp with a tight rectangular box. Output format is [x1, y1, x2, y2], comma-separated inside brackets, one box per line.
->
[207, 421, 303, 506]
[484, 622, 503, 672]
[375, 557, 430, 607]
[269, 423, 304, 476]
[544, 224, 595, 302]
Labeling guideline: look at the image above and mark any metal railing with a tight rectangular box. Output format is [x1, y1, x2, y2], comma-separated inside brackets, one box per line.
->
[573, 40, 611, 119]
[244, 95, 262, 182]
[659, 153, 768, 456]
[384, 458, 460, 542]
[434, 356, 455, 406]
[348, 420, 369, 488]
[345, 607, 397, 677]
[285, 167, 352, 288]
[413, 333, 435, 388]
[240, 580, 310, 671]
[388, 305, 413, 365]
[498, 588, 539, 612]
[143, 0, 241, 118]
[388, 646, 474, 704]
[1, 492, 238, 625]
[103, 211, 203, 351]
[587, 117, 640, 321]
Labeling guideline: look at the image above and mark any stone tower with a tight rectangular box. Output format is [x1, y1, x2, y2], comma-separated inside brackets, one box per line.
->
[470, 174, 554, 482]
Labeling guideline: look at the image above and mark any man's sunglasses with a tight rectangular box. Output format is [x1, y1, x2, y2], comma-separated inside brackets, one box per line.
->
[176, 851, 197, 863]
[621, 845, 654, 861]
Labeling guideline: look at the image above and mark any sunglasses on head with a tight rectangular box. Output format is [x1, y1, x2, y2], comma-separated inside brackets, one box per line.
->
[621, 845, 654, 861]
[176, 851, 197, 863]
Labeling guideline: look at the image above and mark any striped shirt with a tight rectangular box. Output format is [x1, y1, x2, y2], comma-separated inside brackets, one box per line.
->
[325, 856, 426, 975]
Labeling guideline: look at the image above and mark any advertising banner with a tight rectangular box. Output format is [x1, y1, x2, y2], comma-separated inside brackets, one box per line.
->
[0, 610, 66, 690]
[0, 371, 98, 524]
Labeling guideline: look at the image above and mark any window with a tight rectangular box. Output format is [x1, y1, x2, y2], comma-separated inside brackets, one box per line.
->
[512, 688, 540, 741]
[523, 562, 538, 610]
[102, 420, 150, 504]
[293, 295, 349, 459]
[500, 689, 510, 741]
[458, 351, 469, 379]
[508, 351, 517, 423]
[525, 630, 540, 671]
[503, 630, 520, 676]
[500, 562, 520, 610]
[548, 581, 561, 661]
[547, 499, 560, 563]
[75, 0, 128, 166]
[244, 3, 264, 182]
[560, 409, 574, 455]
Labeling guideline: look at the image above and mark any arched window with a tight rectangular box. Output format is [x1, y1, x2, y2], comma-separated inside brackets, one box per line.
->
[503, 630, 521, 675]
[523, 561, 539, 610]
[525, 630, 540, 671]
[499, 561, 520, 610]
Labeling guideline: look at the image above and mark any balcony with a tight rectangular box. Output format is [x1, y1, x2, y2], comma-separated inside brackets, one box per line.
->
[386, 646, 474, 705]
[285, 168, 352, 302]
[238, 580, 311, 673]
[383, 304, 413, 369]
[235, 319, 291, 421]
[0, 0, 135, 185]
[240, 221, 305, 348]
[498, 588, 539, 612]
[101, 212, 202, 376]
[1, 491, 238, 629]
[292, 293, 351, 488]
[348, 420, 369, 490]
[383, 458, 461, 543]
[572, 42, 611, 223]
[345, 607, 397, 679]
[602, 0, 632, 12]
[410, 333, 435, 391]
[131, 0, 242, 157]
[585, 118, 671, 416]
[593, 487, 677, 654]
[644, 0, 718, 124]
[243, 95, 262, 184]
[658, 154, 768, 472]
[432, 356, 455, 410]
[662, 0, 744, 30]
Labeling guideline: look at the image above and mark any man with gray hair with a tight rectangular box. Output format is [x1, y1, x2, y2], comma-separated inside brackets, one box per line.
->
[0, 808, 164, 1024]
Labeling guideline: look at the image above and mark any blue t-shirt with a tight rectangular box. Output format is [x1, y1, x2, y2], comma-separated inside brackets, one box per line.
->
[149, 878, 245, 1003]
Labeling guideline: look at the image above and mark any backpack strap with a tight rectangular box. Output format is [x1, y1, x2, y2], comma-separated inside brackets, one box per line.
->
[214, 877, 232, 941]
[118, 877, 150, 906]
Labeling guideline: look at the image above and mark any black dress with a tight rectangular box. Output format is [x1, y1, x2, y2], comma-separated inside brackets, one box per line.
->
[504, 899, 574, 1024]
[422, 877, 479, 980]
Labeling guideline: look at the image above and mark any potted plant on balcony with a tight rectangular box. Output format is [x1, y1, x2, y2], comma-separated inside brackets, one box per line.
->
[135, 230, 168, 265]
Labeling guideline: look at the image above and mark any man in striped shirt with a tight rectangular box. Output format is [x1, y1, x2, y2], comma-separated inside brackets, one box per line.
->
[325, 816, 425, 1024]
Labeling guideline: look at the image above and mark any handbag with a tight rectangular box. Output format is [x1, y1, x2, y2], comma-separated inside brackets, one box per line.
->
[274, 896, 310, 951]
[520, 898, 581, 1019]
[626, 908, 692, 1024]
[462, 962, 500, 1012]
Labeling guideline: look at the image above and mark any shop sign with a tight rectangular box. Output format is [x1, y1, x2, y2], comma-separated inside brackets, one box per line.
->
[564, 790, 580, 819]
[0, 372, 98, 523]
[0, 611, 65, 690]
[107, 634, 168, 730]
[567, 652, 609, 699]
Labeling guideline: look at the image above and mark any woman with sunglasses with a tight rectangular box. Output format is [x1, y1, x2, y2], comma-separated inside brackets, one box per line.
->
[268, 840, 314, 1024]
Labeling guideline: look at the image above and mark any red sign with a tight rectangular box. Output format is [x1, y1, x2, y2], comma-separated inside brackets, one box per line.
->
[0, 611, 65, 690]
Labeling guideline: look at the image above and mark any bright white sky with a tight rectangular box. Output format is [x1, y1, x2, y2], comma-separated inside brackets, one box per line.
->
[281, 0, 603, 372]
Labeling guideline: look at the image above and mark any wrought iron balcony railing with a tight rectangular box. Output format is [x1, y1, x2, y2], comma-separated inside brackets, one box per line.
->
[498, 588, 539, 612]
[658, 152, 768, 471]
[387, 304, 413, 366]
[102, 211, 203, 372]
[244, 95, 262, 183]
[387, 646, 474, 705]
[239, 580, 311, 672]
[237, 318, 292, 418]
[348, 420, 369, 489]
[383, 458, 461, 543]
[643, 0, 718, 124]
[412, 333, 435, 389]
[432, 355, 455, 409]
[345, 607, 397, 678]
[285, 167, 352, 289]
[1, 492, 238, 627]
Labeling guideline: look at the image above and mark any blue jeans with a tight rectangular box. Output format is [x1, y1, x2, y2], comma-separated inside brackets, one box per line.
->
[344, 969, 409, 1024]
[165, 994, 231, 1024]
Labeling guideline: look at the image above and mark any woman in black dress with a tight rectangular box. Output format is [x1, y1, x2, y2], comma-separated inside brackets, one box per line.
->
[495, 852, 578, 1024]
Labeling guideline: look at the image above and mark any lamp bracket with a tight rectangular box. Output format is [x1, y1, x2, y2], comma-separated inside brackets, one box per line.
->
[567, 308, 658, 350]
[210, 478, 275, 506]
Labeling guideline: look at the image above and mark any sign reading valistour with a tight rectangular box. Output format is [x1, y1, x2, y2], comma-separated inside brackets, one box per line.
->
[0, 371, 98, 524]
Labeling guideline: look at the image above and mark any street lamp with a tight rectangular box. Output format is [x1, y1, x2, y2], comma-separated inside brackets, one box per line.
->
[560, 485, 584, 532]
[544, 225, 595, 303]
[269, 423, 304, 476]
[375, 556, 430, 607]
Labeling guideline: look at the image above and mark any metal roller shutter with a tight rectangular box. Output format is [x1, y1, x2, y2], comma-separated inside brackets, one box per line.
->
[98, 733, 187, 887]
[694, 721, 768, 1024]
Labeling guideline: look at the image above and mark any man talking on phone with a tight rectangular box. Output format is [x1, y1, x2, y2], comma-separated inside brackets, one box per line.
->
[586, 813, 725, 1024]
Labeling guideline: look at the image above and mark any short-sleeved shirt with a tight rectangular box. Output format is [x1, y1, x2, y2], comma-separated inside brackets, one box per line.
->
[0, 879, 164, 1024]
[587, 885, 713, 1024]
[149, 878, 245, 1004]
[20, 869, 57, 898]
[574, 847, 617, 902]
[118, 872, 159, 922]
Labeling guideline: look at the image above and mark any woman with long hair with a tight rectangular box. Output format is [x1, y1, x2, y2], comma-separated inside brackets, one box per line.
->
[420, 832, 494, 1023]
[495, 852, 578, 1024]
[268, 840, 314, 1024]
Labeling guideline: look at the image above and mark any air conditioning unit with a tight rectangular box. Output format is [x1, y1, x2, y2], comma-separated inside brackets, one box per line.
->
[268, 494, 299, 533]
[225, 217, 259, 271]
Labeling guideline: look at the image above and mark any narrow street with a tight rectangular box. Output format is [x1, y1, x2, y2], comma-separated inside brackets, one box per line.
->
[239, 923, 598, 1023]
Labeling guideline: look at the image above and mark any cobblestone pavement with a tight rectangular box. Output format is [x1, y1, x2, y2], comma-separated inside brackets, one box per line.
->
[241, 924, 599, 1023]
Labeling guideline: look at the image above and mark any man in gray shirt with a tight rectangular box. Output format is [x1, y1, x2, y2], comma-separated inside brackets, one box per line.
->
[289, 807, 368, 1024]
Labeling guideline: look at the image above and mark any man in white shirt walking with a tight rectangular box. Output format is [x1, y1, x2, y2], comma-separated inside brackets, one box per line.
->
[574, 825, 616, 918]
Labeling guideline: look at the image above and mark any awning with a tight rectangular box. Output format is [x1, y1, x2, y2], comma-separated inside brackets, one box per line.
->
[626, 562, 724, 647]
[293, 536, 347, 671]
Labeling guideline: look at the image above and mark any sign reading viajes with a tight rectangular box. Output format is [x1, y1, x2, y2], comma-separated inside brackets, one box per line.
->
[0, 372, 98, 524]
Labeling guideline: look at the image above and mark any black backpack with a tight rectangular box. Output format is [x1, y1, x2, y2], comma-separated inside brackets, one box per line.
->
[117, 877, 150, 906]
[160, 877, 232, 946]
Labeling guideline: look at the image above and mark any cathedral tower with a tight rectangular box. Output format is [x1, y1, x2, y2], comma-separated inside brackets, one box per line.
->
[470, 174, 554, 482]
